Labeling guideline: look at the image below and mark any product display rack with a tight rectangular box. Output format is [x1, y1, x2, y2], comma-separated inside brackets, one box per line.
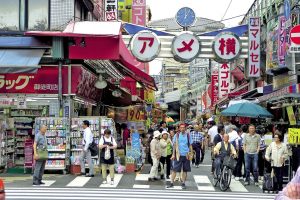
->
[70, 117, 115, 169]
[12, 108, 43, 168]
[34, 117, 69, 174]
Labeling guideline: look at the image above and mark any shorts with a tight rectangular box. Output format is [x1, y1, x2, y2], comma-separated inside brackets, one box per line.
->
[172, 156, 191, 172]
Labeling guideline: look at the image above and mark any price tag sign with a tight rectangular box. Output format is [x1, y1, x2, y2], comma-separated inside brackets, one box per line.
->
[127, 107, 144, 121]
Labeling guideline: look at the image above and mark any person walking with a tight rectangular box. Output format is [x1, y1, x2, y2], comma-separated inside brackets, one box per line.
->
[167, 124, 193, 189]
[191, 125, 204, 168]
[99, 129, 117, 185]
[243, 124, 261, 186]
[233, 128, 245, 181]
[265, 132, 288, 191]
[148, 131, 161, 181]
[257, 125, 267, 181]
[79, 120, 94, 177]
[160, 131, 173, 179]
[33, 125, 48, 186]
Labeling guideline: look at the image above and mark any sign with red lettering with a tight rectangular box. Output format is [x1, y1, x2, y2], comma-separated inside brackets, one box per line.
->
[213, 32, 241, 63]
[130, 31, 161, 62]
[218, 63, 231, 98]
[104, 0, 118, 21]
[132, 0, 146, 26]
[171, 32, 201, 63]
[278, 16, 286, 67]
[248, 17, 261, 77]
[211, 64, 219, 107]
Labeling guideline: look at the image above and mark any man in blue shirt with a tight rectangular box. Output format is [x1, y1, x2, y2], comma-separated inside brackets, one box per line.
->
[167, 123, 193, 189]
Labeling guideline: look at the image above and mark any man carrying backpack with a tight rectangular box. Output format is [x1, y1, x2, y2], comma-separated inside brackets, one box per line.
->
[167, 123, 193, 189]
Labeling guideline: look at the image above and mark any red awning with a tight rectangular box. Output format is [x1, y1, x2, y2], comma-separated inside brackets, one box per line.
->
[118, 39, 156, 90]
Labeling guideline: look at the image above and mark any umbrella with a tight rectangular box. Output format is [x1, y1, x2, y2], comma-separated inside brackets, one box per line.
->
[221, 102, 273, 118]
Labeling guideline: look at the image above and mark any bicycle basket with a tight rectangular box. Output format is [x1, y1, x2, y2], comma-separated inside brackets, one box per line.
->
[223, 156, 237, 170]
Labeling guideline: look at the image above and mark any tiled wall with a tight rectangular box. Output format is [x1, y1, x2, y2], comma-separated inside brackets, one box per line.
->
[50, 0, 74, 30]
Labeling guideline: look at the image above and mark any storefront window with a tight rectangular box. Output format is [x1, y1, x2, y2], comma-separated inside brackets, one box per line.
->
[0, 0, 19, 31]
[28, 0, 49, 30]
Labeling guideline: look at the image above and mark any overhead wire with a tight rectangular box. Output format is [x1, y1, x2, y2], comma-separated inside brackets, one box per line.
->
[221, 0, 233, 21]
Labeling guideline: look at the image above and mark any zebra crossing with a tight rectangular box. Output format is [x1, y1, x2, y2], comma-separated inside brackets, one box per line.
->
[5, 188, 276, 200]
[6, 174, 266, 193]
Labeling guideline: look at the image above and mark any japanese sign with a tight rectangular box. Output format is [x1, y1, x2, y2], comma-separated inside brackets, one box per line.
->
[0, 98, 14, 107]
[288, 128, 300, 144]
[218, 63, 231, 98]
[213, 32, 241, 63]
[104, 0, 118, 21]
[93, 0, 104, 21]
[171, 32, 201, 63]
[287, 106, 296, 125]
[132, 0, 146, 26]
[211, 64, 219, 107]
[278, 16, 286, 67]
[144, 89, 155, 104]
[248, 17, 261, 77]
[130, 31, 161, 62]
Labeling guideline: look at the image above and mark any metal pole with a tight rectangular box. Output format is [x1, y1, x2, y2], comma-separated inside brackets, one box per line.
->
[58, 60, 63, 117]
[249, 78, 256, 90]
[161, 64, 165, 98]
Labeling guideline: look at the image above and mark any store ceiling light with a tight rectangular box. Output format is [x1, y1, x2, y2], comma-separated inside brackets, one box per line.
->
[112, 89, 122, 97]
[94, 75, 107, 89]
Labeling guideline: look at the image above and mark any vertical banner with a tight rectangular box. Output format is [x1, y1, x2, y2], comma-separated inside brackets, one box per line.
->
[132, 0, 146, 26]
[278, 16, 286, 67]
[218, 63, 230, 98]
[211, 64, 219, 107]
[287, 106, 296, 125]
[248, 17, 261, 77]
[104, 0, 118, 21]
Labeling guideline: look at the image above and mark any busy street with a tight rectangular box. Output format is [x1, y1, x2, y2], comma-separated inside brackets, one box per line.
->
[1, 0, 300, 200]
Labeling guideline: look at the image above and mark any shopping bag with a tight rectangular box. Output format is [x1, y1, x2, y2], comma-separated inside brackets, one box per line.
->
[89, 141, 98, 156]
[223, 155, 237, 170]
[105, 147, 111, 160]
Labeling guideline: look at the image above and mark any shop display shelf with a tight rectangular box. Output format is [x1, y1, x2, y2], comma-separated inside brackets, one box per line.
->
[47, 149, 66, 152]
[48, 157, 66, 159]
[45, 166, 65, 170]
[6, 150, 14, 154]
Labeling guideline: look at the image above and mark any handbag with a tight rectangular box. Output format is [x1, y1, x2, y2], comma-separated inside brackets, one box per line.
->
[37, 148, 48, 160]
[223, 155, 237, 170]
[89, 140, 98, 157]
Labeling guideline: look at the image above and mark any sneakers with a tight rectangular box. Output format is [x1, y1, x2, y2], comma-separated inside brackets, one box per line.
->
[111, 181, 114, 185]
[39, 181, 45, 185]
[181, 183, 186, 189]
[32, 182, 40, 186]
[102, 180, 107, 184]
[85, 174, 94, 177]
[255, 182, 260, 187]
[244, 182, 250, 186]
[166, 183, 174, 188]
[148, 177, 154, 182]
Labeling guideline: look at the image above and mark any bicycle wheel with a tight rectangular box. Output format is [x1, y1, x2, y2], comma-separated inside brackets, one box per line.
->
[220, 166, 232, 191]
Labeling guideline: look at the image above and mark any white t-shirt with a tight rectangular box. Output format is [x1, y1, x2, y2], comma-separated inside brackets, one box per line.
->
[208, 125, 218, 143]
[228, 130, 239, 143]
[83, 127, 93, 151]
[99, 136, 117, 146]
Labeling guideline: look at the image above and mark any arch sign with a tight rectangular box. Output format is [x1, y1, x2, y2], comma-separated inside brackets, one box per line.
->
[130, 31, 242, 63]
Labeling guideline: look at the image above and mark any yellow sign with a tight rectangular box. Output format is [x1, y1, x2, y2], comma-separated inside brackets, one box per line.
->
[286, 106, 296, 125]
[144, 90, 155, 104]
[127, 106, 145, 121]
[288, 128, 300, 144]
[118, 0, 132, 22]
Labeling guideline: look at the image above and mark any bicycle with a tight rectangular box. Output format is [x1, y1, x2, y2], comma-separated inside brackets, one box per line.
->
[212, 155, 237, 191]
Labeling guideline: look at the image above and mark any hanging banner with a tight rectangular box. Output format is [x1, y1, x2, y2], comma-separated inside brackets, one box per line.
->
[211, 64, 219, 107]
[132, 0, 146, 26]
[218, 63, 230, 98]
[104, 0, 118, 21]
[248, 17, 261, 77]
[278, 16, 286, 67]
[288, 128, 300, 144]
[287, 106, 296, 125]
[144, 89, 155, 104]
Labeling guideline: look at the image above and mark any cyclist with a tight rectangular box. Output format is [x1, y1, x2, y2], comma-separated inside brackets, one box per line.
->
[214, 134, 237, 177]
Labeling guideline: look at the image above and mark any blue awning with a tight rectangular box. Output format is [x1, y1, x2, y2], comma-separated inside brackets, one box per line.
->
[198, 25, 248, 37]
[0, 37, 50, 48]
[0, 49, 44, 73]
[123, 23, 174, 36]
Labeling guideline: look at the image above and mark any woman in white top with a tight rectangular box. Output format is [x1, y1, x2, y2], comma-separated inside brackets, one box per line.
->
[160, 131, 173, 179]
[99, 129, 117, 185]
[265, 131, 288, 191]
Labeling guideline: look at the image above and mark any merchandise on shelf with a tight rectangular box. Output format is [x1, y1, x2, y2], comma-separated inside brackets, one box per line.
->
[35, 118, 69, 172]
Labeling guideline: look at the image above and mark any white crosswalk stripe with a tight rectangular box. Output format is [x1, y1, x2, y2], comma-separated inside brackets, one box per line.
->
[194, 175, 215, 191]
[5, 188, 276, 200]
[66, 177, 91, 187]
[99, 174, 123, 188]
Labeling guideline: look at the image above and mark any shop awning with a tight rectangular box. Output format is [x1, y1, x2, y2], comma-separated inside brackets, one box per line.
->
[116, 39, 157, 90]
[0, 49, 44, 73]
